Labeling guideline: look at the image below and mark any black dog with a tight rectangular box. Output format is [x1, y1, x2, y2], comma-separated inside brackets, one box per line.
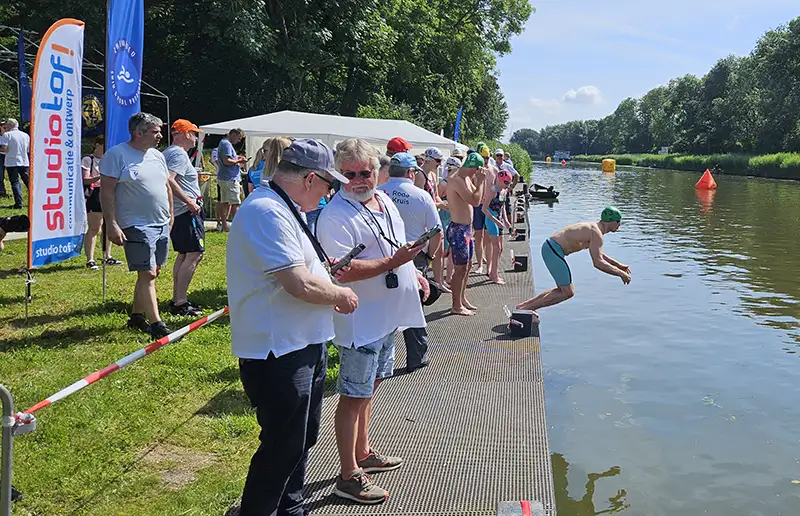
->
[0, 214, 30, 233]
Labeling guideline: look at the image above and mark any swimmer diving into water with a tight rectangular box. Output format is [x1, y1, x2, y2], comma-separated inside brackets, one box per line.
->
[516, 207, 631, 320]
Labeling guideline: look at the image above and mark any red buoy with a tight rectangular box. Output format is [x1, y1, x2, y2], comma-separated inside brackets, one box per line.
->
[695, 169, 717, 189]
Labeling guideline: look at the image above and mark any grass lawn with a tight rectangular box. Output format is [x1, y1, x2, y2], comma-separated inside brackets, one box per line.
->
[0, 226, 339, 514]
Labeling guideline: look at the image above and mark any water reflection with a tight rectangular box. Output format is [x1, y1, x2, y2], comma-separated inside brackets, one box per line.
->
[694, 188, 716, 215]
[552, 453, 630, 515]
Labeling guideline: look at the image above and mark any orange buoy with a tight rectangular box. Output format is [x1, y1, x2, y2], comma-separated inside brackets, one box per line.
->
[695, 169, 717, 189]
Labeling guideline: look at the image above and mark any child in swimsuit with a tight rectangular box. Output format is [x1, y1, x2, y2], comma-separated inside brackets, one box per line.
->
[482, 170, 512, 283]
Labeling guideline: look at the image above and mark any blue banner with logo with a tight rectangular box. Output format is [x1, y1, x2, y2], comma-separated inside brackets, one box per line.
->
[82, 89, 105, 135]
[18, 29, 32, 123]
[106, 0, 143, 148]
[453, 106, 463, 142]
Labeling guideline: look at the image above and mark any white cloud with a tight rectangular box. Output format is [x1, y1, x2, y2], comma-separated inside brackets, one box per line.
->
[562, 86, 603, 105]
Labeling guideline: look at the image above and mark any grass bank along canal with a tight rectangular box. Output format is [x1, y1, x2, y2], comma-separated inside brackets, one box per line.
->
[529, 164, 800, 516]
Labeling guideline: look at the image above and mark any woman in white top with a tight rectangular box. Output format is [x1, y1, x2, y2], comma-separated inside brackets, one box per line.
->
[82, 136, 122, 270]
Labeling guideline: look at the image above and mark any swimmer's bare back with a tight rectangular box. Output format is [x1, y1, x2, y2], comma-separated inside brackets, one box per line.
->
[550, 222, 603, 255]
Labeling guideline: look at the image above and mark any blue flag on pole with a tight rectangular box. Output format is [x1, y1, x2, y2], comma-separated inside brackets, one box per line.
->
[18, 29, 32, 123]
[106, 0, 143, 148]
[453, 106, 463, 142]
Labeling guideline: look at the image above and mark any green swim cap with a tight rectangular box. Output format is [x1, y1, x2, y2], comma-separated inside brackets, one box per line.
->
[462, 152, 485, 169]
[601, 206, 622, 222]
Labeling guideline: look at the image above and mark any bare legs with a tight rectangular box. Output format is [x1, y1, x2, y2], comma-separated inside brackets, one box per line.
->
[133, 269, 161, 323]
[488, 235, 504, 284]
[474, 229, 485, 272]
[515, 284, 575, 320]
[335, 379, 382, 478]
[432, 240, 450, 293]
[172, 252, 204, 306]
[85, 212, 112, 263]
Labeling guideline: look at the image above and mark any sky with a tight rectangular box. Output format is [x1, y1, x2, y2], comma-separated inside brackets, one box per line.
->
[497, 0, 800, 137]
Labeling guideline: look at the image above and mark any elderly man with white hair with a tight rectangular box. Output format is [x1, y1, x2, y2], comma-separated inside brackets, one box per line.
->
[316, 138, 429, 504]
[0, 118, 30, 209]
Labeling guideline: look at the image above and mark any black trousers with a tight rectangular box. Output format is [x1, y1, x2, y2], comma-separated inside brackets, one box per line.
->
[402, 327, 429, 369]
[238, 343, 327, 516]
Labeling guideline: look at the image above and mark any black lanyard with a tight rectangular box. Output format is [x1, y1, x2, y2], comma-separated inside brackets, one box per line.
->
[344, 195, 400, 257]
[269, 180, 331, 270]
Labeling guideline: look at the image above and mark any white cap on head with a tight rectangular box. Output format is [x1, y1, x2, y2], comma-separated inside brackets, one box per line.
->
[424, 147, 444, 160]
[494, 148, 504, 156]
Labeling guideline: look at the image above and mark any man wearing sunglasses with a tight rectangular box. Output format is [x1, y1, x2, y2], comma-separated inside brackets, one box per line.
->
[226, 138, 358, 516]
[316, 138, 429, 504]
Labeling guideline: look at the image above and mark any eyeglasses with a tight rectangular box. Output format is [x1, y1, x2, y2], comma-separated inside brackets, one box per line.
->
[305, 172, 335, 189]
[434, 158, 442, 164]
[342, 170, 373, 180]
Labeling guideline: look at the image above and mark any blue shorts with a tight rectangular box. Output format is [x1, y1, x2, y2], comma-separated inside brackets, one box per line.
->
[472, 206, 486, 231]
[337, 332, 396, 398]
[123, 224, 170, 272]
[485, 209, 502, 237]
[541, 238, 572, 287]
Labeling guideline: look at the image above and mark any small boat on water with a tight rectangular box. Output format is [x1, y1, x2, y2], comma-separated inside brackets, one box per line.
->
[528, 183, 560, 200]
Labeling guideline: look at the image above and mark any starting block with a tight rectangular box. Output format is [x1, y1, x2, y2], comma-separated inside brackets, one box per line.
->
[516, 213, 525, 223]
[502, 306, 537, 338]
[511, 229, 526, 242]
[510, 250, 528, 272]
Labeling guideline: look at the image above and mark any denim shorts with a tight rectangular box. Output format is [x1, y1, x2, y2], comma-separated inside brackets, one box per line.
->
[336, 332, 396, 398]
[123, 224, 170, 272]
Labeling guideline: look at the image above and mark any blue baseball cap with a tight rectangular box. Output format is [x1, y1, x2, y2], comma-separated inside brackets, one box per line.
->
[390, 152, 422, 170]
[281, 138, 349, 184]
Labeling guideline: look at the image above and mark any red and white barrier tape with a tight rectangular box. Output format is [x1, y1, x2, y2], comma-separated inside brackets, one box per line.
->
[19, 307, 229, 418]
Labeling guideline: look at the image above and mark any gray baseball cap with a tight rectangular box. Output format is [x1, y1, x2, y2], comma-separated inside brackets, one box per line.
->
[281, 138, 349, 184]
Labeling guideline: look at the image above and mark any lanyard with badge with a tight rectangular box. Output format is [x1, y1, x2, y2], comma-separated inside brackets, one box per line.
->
[269, 180, 333, 274]
[344, 196, 401, 289]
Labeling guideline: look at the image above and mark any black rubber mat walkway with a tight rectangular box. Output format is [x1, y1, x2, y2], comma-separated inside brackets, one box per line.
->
[305, 192, 555, 516]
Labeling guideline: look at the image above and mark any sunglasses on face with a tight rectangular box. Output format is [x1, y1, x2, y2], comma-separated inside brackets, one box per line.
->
[342, 170, 373, 180]
[503, 180, 511, 185]
[434, 158, 442, 164]
[305, 172, 335, 189]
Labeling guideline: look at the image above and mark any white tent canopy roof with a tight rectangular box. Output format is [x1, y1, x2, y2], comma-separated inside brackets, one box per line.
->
[199, 110, 466, 154]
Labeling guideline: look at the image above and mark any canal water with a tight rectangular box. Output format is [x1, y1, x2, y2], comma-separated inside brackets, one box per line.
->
[528, 164, 800, 516]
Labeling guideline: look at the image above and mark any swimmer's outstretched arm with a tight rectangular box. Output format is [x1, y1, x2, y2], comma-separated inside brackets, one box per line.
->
[602, 253, 630, 274]
[589, 232, 630, 283]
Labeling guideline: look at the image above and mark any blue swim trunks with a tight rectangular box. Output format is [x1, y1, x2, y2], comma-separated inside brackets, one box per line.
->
[541, 238, 572, 286]
[447, 222, 474, 265]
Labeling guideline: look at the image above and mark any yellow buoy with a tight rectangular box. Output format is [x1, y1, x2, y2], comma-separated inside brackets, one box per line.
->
[602, 158, 616, 173]
[545, 156, 552, 164]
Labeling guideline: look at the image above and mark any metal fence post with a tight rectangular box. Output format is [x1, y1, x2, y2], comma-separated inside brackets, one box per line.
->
[1, 384, 14, 516]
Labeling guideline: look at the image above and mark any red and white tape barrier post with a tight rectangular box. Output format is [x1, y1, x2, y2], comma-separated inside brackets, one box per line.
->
[18, 307, 229, 419]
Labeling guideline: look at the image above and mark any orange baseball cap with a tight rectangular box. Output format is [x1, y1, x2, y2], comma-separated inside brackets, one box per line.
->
[171, 119, 204, 134]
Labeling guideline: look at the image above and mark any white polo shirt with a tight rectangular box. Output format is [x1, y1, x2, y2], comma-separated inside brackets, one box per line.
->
[226, 185, 335, 359]
[4, 129, 30, 167]
[317, 190, 426, 348]
[378, 178, 442, 247]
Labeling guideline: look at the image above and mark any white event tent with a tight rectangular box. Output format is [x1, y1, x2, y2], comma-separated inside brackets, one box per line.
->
[198, 110, 467, 160]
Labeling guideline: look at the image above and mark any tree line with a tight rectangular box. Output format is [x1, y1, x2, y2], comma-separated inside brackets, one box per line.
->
[0, 0, 533, 142]
[511, 16, 800, 158]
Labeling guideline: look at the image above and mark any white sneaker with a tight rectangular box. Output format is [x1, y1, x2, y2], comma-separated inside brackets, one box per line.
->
[475, 265, 485, 275]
